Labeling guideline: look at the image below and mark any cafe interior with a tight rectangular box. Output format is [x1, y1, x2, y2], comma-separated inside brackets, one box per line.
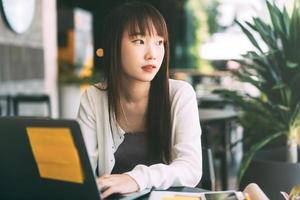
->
[0, 0, 300, 199]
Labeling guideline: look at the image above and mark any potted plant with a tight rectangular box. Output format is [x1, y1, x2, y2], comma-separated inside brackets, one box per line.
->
[216, 0, 300, 198]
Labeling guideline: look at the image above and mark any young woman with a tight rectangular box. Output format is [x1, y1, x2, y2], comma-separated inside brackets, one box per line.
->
[77, 2, 202, 198]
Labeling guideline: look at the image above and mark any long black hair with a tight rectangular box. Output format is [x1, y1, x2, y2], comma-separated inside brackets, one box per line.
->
[101, 1, 171, 164]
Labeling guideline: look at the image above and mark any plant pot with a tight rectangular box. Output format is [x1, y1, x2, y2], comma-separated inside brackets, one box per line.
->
[240, 148, 300, 200]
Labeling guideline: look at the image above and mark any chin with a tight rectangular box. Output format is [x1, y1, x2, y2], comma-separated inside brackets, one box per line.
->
[134, 75, 156, 83]
[139, 77, 155, 82]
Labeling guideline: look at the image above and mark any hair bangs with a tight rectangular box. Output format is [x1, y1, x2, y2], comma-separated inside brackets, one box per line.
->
[125, 7, 168, 42]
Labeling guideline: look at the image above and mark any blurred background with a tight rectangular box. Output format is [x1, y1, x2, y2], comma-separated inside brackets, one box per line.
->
[0, 0, 298, 196]
[0, 0, 277, 118]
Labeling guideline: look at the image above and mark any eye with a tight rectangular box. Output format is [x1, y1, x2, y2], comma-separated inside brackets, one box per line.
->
[133, 39, 144, 45]
[156, 40, 164, 46]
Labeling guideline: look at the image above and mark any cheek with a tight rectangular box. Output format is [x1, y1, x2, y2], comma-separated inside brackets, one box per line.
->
[121, 49, 127, 68]
[158, 47, 165, 62]
[121, 45, 136, 68]
[122, 45, 139, 60]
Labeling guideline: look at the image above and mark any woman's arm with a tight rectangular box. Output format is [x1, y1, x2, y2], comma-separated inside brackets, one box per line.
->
[77, 90, 98, 175]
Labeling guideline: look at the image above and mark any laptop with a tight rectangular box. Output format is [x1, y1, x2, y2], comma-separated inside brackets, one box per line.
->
[0, 117, 150, 200]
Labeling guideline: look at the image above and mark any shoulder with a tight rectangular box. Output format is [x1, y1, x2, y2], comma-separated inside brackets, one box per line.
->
[81, 82, 107, 104]
[169, 79, 197, 109]
[169, 79, 195, 98]
[84, 82, 107, 95]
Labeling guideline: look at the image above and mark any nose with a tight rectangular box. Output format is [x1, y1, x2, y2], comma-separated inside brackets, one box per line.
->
[144, 44, 156, 60]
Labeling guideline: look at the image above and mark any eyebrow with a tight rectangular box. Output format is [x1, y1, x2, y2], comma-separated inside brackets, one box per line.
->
[128, 33, 143, 37]
[129, 33, 164, 39]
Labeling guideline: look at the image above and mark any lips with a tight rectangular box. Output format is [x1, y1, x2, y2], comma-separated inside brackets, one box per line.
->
[141, 65, 156, 72]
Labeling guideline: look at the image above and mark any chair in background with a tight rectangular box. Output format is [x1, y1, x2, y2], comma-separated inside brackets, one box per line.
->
[197, 147, 216, 191]
[199, 108, 240, 190]
[11, 94, 51, 117]
[0, 95, 12, 116]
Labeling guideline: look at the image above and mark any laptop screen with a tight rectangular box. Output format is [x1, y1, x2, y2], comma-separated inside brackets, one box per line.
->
[0, 117, 100, 200]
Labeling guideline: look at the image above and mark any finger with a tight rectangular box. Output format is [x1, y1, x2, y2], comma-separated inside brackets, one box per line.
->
[108, 174, 121, 177]
[95, 177, 101, 191]
[100, 185, 110, 193]
[97, 177, 104, 185]
[98, 180, 115, 193]
[97, 176, 113, 185]
[101, 174, 110, 178]
[101, 186, 119, 199]
[96, 178, 103, 191]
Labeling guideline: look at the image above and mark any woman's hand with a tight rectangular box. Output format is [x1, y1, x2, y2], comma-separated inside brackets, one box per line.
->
[97, 174, 139, 198]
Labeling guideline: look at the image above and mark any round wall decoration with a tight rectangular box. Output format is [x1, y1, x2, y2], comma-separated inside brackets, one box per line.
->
[1, 0, 36, 34]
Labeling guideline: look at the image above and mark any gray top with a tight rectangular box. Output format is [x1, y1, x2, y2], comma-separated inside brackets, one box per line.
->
[112, 132, 149, 174]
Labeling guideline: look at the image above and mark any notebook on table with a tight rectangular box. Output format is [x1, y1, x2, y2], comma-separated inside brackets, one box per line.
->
[149, 190, 246, 200]
[0, 117, 150, 200]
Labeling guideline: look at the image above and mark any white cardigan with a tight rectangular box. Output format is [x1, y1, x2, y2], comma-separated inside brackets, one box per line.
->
[77, 79, 202, 191]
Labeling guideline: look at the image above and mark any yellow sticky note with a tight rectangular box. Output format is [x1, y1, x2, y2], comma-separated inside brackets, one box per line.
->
[27, 127, 84, 184]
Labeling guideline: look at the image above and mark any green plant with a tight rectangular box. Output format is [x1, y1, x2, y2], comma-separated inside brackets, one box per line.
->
[203, 0, 219, 35]
[181, 0, 210, 69]
[215, 0, 300, 181]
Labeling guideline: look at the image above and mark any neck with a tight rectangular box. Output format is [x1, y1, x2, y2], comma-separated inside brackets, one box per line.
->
[120, 79, 150, 104]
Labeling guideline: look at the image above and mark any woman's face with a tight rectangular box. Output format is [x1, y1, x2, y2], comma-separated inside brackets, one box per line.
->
[120, 25, 165, 83]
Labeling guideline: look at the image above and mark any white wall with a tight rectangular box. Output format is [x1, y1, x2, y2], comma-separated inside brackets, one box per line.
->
[43, 0, 59, 118]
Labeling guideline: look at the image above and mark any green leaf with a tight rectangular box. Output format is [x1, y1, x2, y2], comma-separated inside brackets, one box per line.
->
[282, 7, 290, 37]
[235, 20, 264, 53]
[245, 21, 257, 32]
[287, 61, 299, 68]
[272, 82, 286, 90]
[267, 1, 285, 35]
[238, 131, 285, 182]
[253, 18, 277, 50]
[290, 102, 300, 128]
[275, 104, 290, 112]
